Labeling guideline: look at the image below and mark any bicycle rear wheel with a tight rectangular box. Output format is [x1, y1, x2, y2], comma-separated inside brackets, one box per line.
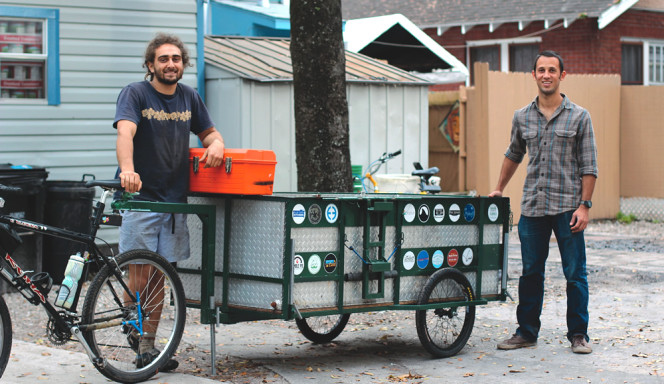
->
[0, 295, 12, 378]
[81, 249, 185, 383]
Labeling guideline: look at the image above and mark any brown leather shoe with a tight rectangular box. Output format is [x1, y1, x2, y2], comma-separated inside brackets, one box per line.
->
[497, 333, 537, 350]
[571, 335, 592, 354]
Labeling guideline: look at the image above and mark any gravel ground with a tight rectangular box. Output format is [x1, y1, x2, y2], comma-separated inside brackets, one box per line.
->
[3, 219, 664, 383]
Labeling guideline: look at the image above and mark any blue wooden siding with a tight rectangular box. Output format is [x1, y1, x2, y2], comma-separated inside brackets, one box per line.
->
[0, 0, 200, 182]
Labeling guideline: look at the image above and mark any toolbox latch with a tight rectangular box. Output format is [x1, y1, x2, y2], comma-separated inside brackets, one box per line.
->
[193, 156, 200, 174]
[225, 157, 232, 173]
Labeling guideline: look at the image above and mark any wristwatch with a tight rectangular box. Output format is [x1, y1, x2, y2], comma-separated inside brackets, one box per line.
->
[580, 200, 592, 208]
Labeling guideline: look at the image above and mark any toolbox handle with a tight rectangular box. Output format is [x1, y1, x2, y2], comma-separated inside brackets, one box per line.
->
[192, 154, 232, 174]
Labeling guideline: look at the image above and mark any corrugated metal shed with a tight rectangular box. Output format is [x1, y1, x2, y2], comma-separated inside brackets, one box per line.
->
[204, 35, 428, 85]
[204, 36, 431, 192]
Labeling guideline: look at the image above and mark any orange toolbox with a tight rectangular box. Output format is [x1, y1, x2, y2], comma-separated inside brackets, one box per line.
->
[189, 148, 277, 195]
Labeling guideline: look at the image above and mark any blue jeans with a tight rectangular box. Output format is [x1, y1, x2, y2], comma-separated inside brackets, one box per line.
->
[516, 211, 589, 342]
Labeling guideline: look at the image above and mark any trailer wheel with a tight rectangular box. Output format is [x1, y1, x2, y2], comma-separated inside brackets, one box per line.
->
[415, 268, 475, 357]
[296, 314, 350, 343]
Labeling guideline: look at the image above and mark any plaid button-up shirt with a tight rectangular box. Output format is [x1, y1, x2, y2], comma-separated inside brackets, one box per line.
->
[505, 94, 598, 217]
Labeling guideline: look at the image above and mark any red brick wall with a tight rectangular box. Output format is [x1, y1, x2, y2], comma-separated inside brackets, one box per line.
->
[424, 9, 664, 76]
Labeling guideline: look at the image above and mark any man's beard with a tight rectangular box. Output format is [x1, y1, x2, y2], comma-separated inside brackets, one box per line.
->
[154, 69, 181, 85]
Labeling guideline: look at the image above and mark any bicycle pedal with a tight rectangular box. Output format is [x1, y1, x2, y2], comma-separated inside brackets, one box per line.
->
[30, 272, 53, 296]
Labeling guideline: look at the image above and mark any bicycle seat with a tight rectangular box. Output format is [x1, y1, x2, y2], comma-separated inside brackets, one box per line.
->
[85, 179, 123, 190]
[412, 167, 440, 177]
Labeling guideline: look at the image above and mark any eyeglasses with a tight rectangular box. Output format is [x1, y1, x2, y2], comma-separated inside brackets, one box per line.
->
[157, 55, 182, 64]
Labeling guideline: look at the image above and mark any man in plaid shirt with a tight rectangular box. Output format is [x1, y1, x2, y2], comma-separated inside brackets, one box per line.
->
[489, 51, 598, 354]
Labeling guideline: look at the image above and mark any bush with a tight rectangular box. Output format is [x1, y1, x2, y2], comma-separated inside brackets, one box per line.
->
[616, 211, 637, 224]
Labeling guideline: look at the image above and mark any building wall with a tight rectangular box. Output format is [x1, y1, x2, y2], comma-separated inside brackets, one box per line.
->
[424, 9, 664, 76]
[0, 0, 200, 182]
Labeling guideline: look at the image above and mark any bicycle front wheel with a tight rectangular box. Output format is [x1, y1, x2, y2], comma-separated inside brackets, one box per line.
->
[0, 295, 13, 378]
[81, 250, 185, 383]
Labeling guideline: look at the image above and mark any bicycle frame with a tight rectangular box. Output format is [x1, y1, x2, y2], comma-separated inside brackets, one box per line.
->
[0, 187, 137, 365]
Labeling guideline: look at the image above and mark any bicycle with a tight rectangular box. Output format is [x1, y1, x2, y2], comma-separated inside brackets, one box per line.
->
[361, 150, 441, 194]
[0, 180, 186, 383]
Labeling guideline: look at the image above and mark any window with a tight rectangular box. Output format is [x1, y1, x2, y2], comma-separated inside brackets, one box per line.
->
[649, 42, 664, 85]
[510, 44, 539, 73]
[0, 6, 59, 105]
[621, 44, 643, 85]
[466, 37, 541, 84]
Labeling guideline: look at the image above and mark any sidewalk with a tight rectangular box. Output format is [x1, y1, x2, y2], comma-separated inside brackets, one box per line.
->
[3, 340, 221, 384]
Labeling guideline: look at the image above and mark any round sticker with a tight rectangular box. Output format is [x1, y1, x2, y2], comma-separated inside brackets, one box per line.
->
[324, 253, 337, 273]
[432, 250, 444, 268]
[325, 204, 339, 224]
[418, 204, 430, 223]
[292, 204, 306, 224]
[448, 249, 459, 267]
[433, 204, 445, 223]
[293, 255, 305, 276]
[308, 254, 322, 275]
[417, 250, 429, 269]
[403, 204, 416, 223]
[403, 251, 415, 270]
[488, 203, 499, 222]
[462, 248, 474, 266]
[464, 204, 476, 222]
[449, 204, 461, 222]
[308, 204, 322, 225]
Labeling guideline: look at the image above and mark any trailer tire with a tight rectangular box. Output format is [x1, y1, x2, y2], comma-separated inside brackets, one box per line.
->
[415, 268, 475, 357]
[296, 313, 350, 344]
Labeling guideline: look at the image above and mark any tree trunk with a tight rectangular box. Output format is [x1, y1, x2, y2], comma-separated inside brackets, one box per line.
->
[290, 0, 352, 192]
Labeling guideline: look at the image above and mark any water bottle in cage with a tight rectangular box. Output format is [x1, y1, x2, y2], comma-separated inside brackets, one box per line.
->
[54, 252, 84, 309]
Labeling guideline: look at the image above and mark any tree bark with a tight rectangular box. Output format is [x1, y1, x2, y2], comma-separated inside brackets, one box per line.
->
[290, 0, 352, 192]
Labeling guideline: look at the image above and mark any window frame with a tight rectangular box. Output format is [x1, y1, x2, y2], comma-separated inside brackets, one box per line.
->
[622, 37, 664, 86]
[466, 36, 541, 85]
[0, 5, 59, 105]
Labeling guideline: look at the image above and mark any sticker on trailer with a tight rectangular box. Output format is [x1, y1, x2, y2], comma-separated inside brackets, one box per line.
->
[448, 249, 459, 267]
[449, 204, 461, 222]
[325, 204, 339, 224]
[464, 204, 476, 222]
[292, 204, 306, 224]
[308, 204, 322, 225]
[418, 204, 430, 223]
[462, 248, 474, 266]
[432, 250, 444, 268]
[293, 255, 305, 275]
[488, 203, 499, 222]
[417, 250, 429, 269]
[403, 251, 415, 270]
[433, 204, 445, 222]
[324, 253, 337, 273]
[403, 204, 416, 223]
[308, 254, 322, 275]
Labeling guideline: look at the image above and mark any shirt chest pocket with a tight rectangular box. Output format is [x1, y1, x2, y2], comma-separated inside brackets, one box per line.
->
[522, 130, 539, 156]
[554, 129, 577, 145]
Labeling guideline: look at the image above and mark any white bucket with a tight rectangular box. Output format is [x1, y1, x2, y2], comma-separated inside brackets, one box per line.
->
[374, 174, 420, 193]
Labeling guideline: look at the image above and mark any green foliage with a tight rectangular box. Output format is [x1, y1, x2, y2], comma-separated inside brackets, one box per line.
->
[616, 211, 637, 224]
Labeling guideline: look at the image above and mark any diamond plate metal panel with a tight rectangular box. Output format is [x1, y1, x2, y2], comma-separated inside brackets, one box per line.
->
[180, 272, 224, 303]
[184, 196, 225, 271]
[292, 227, 338, 253]
[293, 281, 337, 309]
[229, 200, 286, 278]
[480, 269, 501, 295]
[228, 279, 282, 309]
[402, 225, 479, 248]
[398, 275, 428, 302]
[342, 280, 393, 306]
[482, 224, 503, 245]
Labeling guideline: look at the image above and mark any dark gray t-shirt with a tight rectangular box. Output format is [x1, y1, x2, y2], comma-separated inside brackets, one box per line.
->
[113, 81, 214, 203]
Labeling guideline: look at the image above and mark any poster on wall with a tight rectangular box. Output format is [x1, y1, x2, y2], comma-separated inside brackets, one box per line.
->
[437, 100, 460, 153]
